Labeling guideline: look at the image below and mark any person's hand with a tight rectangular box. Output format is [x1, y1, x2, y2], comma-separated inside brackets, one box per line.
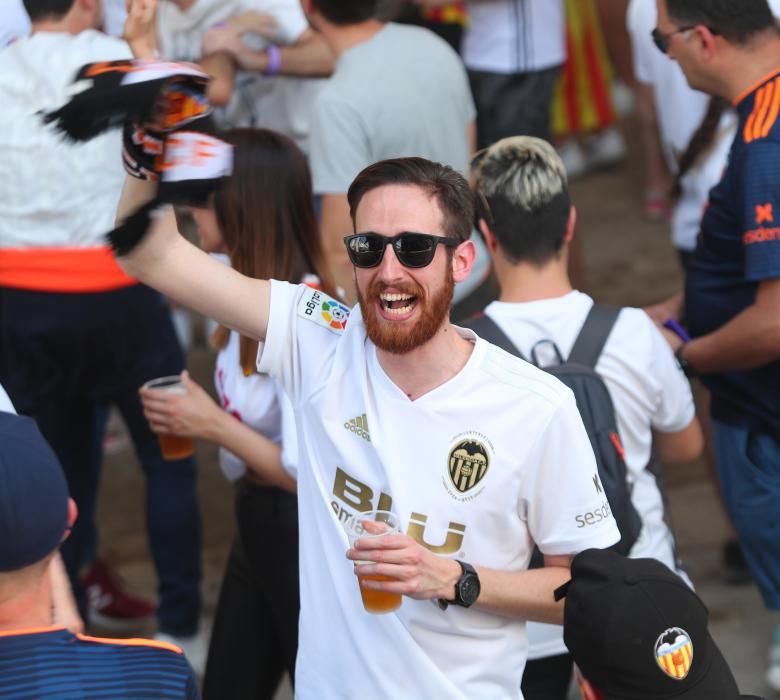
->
[123, 0, 158, 59]
[139, 370, 223, 440]
[228, 11, 278, 39]
[202, 25, 245, 59]
[347, 532, 461, 601]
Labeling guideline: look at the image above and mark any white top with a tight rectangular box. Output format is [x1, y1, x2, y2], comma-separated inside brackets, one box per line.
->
[156, 0, 322, 152]
[0, 385, 15, 414]
[258, 281, 620, 699]
[626, 0, 737, 251]
[0, 31, 130, 249]
[0, 0, 30, 49]
[309, 22, 476, 193]
[463, 0, 566, 74]
[483, 292, 695, 658]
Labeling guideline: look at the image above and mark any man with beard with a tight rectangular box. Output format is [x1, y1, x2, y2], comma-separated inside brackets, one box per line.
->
[118, 157, 619, 699]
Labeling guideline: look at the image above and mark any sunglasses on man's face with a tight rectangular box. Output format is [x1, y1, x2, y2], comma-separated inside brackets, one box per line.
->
[651, 24, 718, 54]
[343, 232, 460, 269]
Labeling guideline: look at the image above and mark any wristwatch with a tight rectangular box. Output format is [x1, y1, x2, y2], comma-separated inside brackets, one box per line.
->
[438, 561, 481, 610]
[675, 343, 697, 378]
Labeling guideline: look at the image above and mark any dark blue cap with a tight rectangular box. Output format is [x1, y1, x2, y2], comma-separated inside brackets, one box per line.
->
[0, 412, 70, 572]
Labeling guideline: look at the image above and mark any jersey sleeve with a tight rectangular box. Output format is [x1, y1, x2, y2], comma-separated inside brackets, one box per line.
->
[309, 94, 371, 194]
[520, 393, 621, 556]
[739, 140, 780, 281]
[257, 280, 348, 405]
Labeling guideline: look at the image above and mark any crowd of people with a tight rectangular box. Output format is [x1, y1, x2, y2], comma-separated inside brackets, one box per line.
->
[0, 0, 779, 699]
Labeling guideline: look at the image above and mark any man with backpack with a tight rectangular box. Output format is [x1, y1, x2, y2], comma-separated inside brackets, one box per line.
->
[467, 135, 704, 699]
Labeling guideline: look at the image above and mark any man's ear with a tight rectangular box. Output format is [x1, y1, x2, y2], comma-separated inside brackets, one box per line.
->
[62, 498, 78, 542]
[564, 205, 577, 244]
[452, 238, 477, 284]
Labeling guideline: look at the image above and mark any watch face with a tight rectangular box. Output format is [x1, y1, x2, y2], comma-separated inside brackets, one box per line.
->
[460, 575, 481, 605]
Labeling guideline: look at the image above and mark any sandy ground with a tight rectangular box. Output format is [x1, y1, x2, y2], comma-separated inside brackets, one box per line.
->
[95, 120, 775, 698]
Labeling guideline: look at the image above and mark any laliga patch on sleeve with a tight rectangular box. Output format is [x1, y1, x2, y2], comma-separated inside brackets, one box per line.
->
[297, 287, 350, 333]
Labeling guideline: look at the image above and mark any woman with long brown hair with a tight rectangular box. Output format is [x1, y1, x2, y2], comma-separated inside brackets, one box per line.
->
[140, 128, 336, 699]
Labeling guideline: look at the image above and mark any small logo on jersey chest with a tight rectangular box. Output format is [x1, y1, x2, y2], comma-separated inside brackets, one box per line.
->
[447, 436, 490, 495]
[344, 413, 370, 442]
[297, 288, 350, 333]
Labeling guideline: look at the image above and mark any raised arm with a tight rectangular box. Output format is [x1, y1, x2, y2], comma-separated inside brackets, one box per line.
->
[116, 177, 271, 341]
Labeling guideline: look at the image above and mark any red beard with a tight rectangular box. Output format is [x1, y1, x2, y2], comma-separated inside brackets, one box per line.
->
[357, 266, 454, 355]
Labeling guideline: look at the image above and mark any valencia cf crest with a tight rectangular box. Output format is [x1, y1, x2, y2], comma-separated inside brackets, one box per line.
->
[448, 439, 490, 493]
[655, 627, 693, 680]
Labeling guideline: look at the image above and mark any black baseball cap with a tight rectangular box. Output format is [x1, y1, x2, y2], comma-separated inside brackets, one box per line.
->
[559, 548, 747, 700]
[0, 412, 70, 571]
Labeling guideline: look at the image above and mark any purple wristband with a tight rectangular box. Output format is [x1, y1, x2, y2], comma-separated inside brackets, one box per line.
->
[264, 45, 282, 76]
[663, 318, 692, 343]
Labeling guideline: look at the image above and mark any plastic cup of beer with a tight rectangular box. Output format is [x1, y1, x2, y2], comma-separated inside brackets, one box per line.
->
[141, 375, 195, 461]
[344, 510, 402, 614]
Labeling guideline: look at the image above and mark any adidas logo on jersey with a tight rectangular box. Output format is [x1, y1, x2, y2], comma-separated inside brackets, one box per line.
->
[344, 414, 370, 442]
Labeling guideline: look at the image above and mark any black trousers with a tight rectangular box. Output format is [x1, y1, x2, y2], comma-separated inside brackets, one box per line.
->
[203, 481, 299, 700]
[468, 65, 562, 149]
[521, 653, 573, 700]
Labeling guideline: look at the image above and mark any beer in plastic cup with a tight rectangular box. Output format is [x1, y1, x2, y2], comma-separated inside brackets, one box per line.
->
[142, 375, 195, 461]
[343, 510, 402, 614]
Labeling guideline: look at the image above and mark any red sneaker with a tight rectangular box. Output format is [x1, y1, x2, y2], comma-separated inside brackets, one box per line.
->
[82, 559, 155, 632]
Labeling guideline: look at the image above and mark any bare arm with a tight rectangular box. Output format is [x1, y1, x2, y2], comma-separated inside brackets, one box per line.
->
[320, 193, 355, 302]
[201, 52, 236, 107]
[202, 26, 334, 78]
[116, 178, 271, 341]
[681, 279, 780, 372]
[350, 533, 571, 624]
[653, 416, 704, 464]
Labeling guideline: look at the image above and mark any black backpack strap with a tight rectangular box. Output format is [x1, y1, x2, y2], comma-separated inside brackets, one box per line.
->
[567, 304, 621, 368]
[460, 315, 527, 361]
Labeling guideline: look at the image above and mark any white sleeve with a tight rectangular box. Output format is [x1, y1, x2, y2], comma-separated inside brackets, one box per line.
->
[278, 389, 299, 479]
[521, 393, 621, 556]
[256, 280, 346, 405]
[241, 0, 308, 44]
[645, 320, 696, 433]
[626, 0, 655, 86]
[0, 384, 16, 414]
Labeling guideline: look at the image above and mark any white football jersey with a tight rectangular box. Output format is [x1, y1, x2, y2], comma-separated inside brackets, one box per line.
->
[483, 292, 696, 659]
[258, 281, 620, 699]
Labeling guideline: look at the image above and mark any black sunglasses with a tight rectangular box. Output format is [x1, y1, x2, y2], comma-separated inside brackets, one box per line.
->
[651, 24, 718, 54]
[343, 232, 460, 269]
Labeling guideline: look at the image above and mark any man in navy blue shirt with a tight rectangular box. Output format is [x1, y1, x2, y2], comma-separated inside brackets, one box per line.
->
[655, 0, 780, 690]
[0, 412, 200, 700]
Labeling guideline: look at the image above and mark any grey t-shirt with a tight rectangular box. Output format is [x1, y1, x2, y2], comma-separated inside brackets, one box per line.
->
[309, 23, 476, 194]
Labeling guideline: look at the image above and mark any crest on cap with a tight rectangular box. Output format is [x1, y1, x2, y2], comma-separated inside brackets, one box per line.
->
[654, 627, 693, 680]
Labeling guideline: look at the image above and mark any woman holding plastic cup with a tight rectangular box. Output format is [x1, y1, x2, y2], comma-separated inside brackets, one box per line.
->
[139, 128, 338, 699]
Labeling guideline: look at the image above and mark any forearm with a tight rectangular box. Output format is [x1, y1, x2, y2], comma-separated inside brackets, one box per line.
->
[685, 302, 780, 372]
[238, 36, 334, 77]
[208, 410, 297, 492]
[472, 565, 570, 624]
[116, 201, 270, 341]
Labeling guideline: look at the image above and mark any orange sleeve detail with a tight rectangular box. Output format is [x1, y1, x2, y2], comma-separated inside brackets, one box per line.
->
[760, 77, 780, 138]
[753, 81, 775, 141]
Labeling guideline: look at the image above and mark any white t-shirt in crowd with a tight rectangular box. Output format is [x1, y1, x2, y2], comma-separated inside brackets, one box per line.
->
[483, 291, 695, 659]
[627, 0, 738, 251]
[463, 0, 566, 74]
[0, 384, 15, 414]
[0, 31, 130, 249]
[0, 0, 30, 50]
[156, 0, 322, 152]
[257, 281, 620, 699]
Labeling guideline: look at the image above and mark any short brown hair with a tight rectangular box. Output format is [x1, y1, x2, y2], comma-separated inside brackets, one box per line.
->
[347, 157, 474, 243]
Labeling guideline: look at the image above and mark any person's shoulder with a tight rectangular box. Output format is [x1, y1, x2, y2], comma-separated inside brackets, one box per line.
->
[479, 340, 573, 408]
